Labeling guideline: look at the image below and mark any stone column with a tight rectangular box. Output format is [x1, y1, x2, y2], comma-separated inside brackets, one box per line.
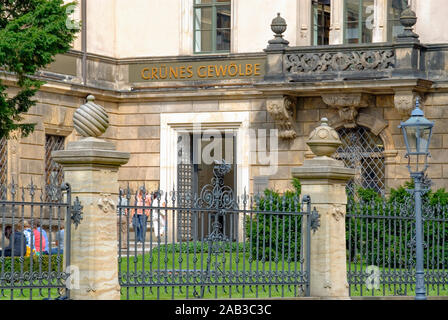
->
[292, 118, 354, 299]
[52, 95, 130, 300]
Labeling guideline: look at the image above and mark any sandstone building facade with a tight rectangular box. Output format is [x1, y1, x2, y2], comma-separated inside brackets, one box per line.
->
[1, 0, 448, 202]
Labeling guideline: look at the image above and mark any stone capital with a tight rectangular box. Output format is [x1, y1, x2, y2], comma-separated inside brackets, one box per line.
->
[52, 137, 130, 170]
[322, 93, 374, 128]
[266, 95, 297, 139]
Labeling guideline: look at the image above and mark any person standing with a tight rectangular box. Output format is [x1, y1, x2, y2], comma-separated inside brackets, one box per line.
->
[22, 220, 33, 256]
[117, 193, 129, 249]
[33, 222, 47, 255]
[51, 226, 64, 255]
[0, 226, 27, 257]
[131, 187, 150, 243]
[36, 222, 49, 254]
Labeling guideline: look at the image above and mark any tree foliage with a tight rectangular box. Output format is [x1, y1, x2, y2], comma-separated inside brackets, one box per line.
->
[0, 0, 78, 139]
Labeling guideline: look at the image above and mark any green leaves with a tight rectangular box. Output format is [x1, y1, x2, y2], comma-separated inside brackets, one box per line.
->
[0, 0, 79, 139]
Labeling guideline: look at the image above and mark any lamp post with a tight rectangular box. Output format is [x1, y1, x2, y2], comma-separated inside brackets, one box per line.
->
[399, 97, 434, 300]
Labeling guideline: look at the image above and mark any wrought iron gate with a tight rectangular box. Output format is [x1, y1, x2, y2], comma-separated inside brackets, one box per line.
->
[118, 161, 319, 299]
[0, 180, 82, 300]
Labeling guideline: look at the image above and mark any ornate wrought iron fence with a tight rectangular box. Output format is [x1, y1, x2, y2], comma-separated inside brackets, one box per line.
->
[0, 137, 7, 200]
[0, 181, 81, 300]
[346, 198, 448, 297]
[117, 161, 319, 300]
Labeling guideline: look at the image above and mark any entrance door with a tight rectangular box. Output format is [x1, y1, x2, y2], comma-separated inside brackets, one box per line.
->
[177, 130, 237, 241]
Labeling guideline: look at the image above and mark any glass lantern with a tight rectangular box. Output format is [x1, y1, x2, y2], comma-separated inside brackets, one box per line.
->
[399, 98, 434, 173]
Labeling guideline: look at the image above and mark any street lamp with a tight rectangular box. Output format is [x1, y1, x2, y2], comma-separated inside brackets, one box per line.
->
[399, 97, 434, 300]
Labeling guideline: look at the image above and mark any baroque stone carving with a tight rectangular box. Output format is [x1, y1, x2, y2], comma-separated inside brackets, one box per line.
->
[322, 93, 373, 128]
[284, 50, 394, 74]
[394, 91, 423, 117]
[266, 96, 297, 139]
[98, 193, 116, 213]
[331, 204, 345, 222]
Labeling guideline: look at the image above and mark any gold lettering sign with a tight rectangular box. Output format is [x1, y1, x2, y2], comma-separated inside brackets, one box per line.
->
[129, 59, 265, 83]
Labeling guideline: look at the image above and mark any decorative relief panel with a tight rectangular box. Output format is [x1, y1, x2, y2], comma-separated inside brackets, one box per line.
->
[284, 50, 395, 74]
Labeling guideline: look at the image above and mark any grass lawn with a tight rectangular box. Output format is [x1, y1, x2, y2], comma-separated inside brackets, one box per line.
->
[1, 252, 447, 300]
[119, 249, 305, 300]
[118, 251, 448, 300]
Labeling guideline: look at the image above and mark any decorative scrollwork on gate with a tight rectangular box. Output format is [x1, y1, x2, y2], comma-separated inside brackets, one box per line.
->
[195, 160, 237, 210]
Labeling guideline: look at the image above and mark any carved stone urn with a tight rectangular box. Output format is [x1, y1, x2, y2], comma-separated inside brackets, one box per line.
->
[307, 117, 342, 158]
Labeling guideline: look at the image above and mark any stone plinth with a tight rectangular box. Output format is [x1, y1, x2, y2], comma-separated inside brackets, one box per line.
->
[52, 137, 130, 300]
[292, 156, 354, 299]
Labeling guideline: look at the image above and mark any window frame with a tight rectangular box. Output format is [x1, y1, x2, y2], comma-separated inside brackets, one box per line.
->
[312, 0, 331, 46]
[193, 0, 231, 54]
[44, 134, 65, 198]
[343, 0, 375, 44]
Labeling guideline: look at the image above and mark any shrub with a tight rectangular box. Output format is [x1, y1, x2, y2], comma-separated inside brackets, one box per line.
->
[245, 178, 302, 261]
[346, 182, 448, 269]
[1, 254, 63, 274]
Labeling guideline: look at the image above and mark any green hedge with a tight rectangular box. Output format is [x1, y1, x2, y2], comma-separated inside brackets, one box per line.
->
[1, 254, 63, 273]
[245, 178, 302, 261]
[346, 183, 448, 269]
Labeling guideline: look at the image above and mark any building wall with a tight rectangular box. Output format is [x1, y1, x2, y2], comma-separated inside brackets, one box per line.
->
[71, 0, 448, 58]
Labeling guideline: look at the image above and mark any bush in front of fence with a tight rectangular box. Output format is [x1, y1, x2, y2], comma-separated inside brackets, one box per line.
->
[346, 182, 448, 269]
[245, 178, 303, 262]
[1, 254, 63, 274]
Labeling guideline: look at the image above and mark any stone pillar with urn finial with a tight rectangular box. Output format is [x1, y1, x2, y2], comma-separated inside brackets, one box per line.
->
[52, 95, 130, 300]
[292, 118, 355, 299]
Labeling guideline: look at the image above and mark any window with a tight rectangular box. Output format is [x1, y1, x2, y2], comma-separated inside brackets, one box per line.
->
[334, 127, 385, 197]
[0, 137, 7, 199]
[194, 0, 231, 53]
[45, 135, 65, 194]
[388, 0, 408, 40]
[344, 0, 374, 44]
[312, 0, 331, 46]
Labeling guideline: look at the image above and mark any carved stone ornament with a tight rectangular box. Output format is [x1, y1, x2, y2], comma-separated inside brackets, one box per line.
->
[394, 91, 423, 117]
[266, 96, 297, 139]
[97, 193, 116, 214]
[284, 50, 394, 74]
[331, 204, 345, 222]
[307, 118, 342, 157]
[322, 93, 373, 128]
[73, 95, 109, 138]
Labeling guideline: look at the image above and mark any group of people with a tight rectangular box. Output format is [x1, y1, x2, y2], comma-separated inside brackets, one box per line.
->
[118, 188, 166, 245]
[0, 221, 64, 257]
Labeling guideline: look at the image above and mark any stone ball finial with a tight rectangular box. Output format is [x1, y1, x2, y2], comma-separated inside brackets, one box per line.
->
[73, 95, 109, 137]
[307, 118, 342, 157]
[271, 13, 287, 37]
